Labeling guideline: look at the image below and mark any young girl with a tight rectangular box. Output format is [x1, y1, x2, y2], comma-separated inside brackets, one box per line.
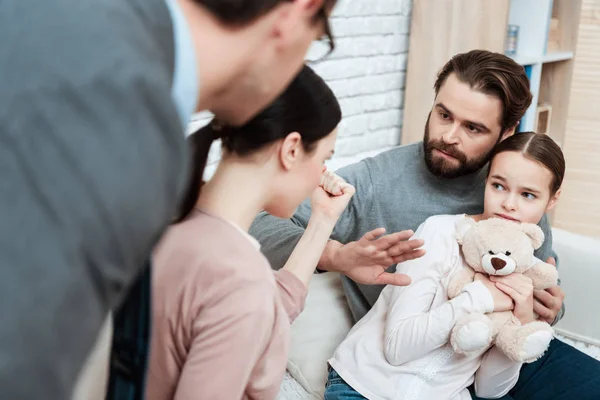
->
[145, 65, 354, 400]
[325, 132, 565, 400]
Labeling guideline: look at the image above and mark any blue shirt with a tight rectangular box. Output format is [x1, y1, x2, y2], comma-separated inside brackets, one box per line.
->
[105, 5, 200, 400]
[165, 0, 199, 127]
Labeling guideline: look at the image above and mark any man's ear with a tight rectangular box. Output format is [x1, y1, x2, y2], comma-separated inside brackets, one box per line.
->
[278, 132, 302, 171]
[500, 125, 517, 142]
[546, 188, 562, 212]
[271, 0, 324, 47]
[520, 223, 545, 250]
[295, 0, 325, 17]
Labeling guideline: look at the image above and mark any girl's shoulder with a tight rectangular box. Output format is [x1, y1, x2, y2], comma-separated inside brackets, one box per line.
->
[416, 214, 467, 239]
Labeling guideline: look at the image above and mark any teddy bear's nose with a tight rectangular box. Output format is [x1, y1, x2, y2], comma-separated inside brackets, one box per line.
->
[491, 257, 506, 270]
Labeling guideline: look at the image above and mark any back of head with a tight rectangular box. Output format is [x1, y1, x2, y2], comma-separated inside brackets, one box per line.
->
[490, 132, 565, 194]
[194, 0, 337, 26]
[434, 50, 532, 133]
[176, 64, 341, 222]
[190, 0, 337, 126]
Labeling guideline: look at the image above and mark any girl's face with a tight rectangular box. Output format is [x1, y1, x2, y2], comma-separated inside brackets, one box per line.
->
[266, 128, 338, 218]
[483, 151, 561, 225]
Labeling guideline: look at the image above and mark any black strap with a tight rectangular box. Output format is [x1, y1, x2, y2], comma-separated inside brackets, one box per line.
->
[105, 261, 152, 400]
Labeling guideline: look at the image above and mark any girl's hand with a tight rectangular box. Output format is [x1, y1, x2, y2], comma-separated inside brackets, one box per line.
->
[491, 274, 535, 324]
[474, 273, 514, 312]
[310, 169, 355, 223]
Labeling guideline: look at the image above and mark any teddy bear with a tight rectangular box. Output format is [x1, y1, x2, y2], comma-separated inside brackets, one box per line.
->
[446, 217, 559, 363]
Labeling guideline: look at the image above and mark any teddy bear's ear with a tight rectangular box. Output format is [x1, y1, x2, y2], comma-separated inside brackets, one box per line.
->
[456, 217, 476, 244]
[520, 223, 545, 250]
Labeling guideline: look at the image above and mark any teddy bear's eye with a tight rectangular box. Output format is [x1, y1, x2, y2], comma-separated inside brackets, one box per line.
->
[488, 250, 494, 255]
[505, 251, 511, 256]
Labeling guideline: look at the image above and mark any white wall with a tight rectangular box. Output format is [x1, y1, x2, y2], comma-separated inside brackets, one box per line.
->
[188, 0, 412, 175]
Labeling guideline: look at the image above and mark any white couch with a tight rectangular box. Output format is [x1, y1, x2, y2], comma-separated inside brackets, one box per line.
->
[551, 228, 600, 346]
[72, 314, 112, 400]
[72, 227, 600, 400]
[282, 227, 600, 399]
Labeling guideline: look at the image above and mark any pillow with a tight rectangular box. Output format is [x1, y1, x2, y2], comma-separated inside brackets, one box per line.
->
[551, 228, 600, 346]
[287, 273, 353, 398]
[72, 314, 112, 400]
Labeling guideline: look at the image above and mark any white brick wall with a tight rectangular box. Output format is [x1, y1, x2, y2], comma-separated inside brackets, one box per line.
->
[188, 0, 412, 175]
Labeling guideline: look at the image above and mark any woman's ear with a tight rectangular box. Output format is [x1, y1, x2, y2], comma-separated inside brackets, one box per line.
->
[546, 188, 562, 212]
[278, 132, 302, 171]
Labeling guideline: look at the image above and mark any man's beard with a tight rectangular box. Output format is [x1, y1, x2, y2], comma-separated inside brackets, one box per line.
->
[423, 115, 494, 179]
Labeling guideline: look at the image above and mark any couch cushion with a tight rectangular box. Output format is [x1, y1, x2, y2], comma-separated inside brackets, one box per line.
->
[72, 314, 112, 400]
[287, 273, 353, 398]
[552, 228, 600, 346]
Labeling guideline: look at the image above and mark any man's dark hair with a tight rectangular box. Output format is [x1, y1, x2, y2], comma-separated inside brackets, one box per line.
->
[434, 50, 532, 133]
[195, 0, 336, 53]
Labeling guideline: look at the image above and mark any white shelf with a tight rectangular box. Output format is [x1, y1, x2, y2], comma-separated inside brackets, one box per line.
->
[512, 51, 574, 66]
[542, 51, 574, 63]
[511, 54, 542, 65]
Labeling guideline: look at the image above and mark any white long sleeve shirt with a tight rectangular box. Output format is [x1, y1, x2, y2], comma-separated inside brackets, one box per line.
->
[329, 214, 523, 400]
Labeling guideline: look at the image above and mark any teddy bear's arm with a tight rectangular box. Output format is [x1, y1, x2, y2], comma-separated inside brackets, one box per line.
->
[523, 261, 559, 290]
[447, 267, 476, 299]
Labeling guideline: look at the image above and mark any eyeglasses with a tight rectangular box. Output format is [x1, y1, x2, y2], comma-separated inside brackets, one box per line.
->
[305, 4, 335, 63]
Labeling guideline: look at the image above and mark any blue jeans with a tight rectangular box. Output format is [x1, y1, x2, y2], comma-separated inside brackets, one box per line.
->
[324, 367, 367, 399]
[470, 339, 600, 400]
[326, 339, 600, 400]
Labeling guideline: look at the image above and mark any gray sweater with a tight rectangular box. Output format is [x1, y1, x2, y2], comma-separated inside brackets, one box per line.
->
[0, 0, 186, 398]
[250, 142, 560, 322]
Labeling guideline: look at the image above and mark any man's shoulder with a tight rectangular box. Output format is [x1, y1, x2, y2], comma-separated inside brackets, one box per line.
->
[0, 0, 174, 97]
[370, 142, 423, 164]
[351, 142, 423, 177]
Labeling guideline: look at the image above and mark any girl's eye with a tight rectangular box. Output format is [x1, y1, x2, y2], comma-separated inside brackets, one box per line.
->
[522, 192, 536, 200]
[492, 183, 505, 191]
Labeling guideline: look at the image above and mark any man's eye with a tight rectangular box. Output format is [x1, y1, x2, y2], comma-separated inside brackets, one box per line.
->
[467, 124, 480, 133]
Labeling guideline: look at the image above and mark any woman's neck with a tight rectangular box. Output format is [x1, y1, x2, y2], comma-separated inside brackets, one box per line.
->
[196, 158, 272, 232]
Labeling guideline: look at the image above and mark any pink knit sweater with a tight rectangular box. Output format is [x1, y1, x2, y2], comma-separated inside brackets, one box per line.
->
[146, 210, 307, 400]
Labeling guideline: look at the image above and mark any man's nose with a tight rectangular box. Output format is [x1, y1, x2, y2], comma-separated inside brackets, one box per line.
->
[442, 123, 460, 144]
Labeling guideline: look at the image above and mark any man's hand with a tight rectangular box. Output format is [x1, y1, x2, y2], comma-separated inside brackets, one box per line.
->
[324, 228, 425, 286]
[533, 257, 565, 324]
